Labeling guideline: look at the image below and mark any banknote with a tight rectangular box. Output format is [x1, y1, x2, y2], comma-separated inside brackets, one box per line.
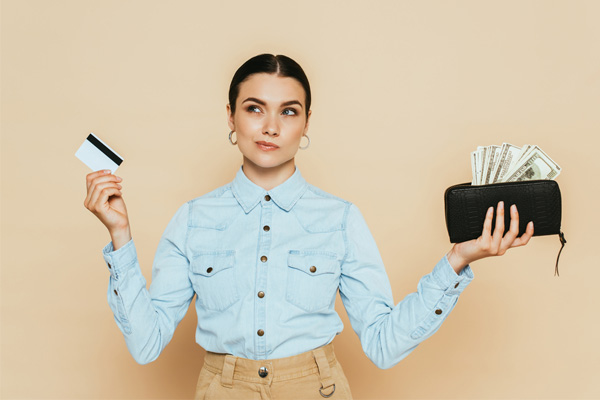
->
[515, 144, 532, 164]
[476, 146, 487, 185]
[490, 143, 521, 183]
[482, 145, 501, 184]
[503, 146, 562, 181]
[471, 143, 560, 184]
[471, 151, 478, 185]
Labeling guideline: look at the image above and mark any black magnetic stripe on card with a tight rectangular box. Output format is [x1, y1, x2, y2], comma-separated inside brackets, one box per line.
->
[86, 134, 123, 165]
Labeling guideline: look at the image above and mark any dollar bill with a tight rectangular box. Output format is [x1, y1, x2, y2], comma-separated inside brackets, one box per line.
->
[515, 144, 532, 163]
[471, 151, 478, 185]
[470, 143, 561, 184]
[490, 143, 521, 183]
[503, 146, 562, 181]
[477, 146, 487, 185]
[482, 145, 501, 184]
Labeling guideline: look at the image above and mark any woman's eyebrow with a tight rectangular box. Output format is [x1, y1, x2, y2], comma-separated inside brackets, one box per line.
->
[281, 100, 303, 109]
[242, 97, 303, 109]
[242, 97, 266, 106]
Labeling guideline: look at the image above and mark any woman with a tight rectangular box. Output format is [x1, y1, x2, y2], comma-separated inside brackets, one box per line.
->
[84, 54, 534, 399]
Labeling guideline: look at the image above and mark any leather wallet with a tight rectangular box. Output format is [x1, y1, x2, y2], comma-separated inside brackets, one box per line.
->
[444, 179, 566, 275]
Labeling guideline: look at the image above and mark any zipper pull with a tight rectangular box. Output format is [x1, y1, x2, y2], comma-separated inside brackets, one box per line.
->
[555, 231, 567, 277]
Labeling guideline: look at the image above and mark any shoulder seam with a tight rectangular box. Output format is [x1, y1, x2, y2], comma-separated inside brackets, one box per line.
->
[305, 184, 351, 205]
[188, 183, 232, 204]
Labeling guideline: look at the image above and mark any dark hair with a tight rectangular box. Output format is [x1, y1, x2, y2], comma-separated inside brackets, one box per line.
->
[228, 54, 311, 117]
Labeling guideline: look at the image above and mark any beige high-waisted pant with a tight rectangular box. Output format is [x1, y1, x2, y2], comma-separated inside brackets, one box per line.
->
[195, 342, 353, 399]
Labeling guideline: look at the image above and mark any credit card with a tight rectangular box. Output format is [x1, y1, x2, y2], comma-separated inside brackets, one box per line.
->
[75, 133, 123, 173]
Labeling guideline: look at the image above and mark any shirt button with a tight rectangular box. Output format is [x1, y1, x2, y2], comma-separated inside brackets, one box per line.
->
[257, 329, 264, 336]
[207, 267, 213, 273]
[454, 282, 459, 288]
[263, 225, 270, 232]
[258, 291, 265, 298]
[310, 266, 317, 273]
[113, 289, 118, 296]
[260, 255, 268, 263]
[258, 366, 269, 378]
[107, 263, 112, 269]
[435, 309, 443, 315]
[264, 195, 271, 201]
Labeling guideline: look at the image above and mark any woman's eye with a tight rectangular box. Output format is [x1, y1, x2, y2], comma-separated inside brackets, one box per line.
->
[282, 108, 297, 116]
[247, 105, 261, 113]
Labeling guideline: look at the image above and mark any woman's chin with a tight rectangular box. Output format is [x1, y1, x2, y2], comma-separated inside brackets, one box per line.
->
[243, 155, 295, 171]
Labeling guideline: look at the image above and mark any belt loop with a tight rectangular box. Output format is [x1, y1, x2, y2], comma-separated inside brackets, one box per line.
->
[313, 346, 335, 398]
[220, 355, 236, 389]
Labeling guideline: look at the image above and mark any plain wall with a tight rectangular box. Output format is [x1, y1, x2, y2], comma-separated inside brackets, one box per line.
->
[2, 0, 599, 398]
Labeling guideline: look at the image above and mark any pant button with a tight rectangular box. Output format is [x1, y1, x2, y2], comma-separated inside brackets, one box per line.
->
[258, 366, 268, 378]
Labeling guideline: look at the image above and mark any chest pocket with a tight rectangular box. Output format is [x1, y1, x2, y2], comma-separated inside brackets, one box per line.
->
[286, 250, 340, 312]
[189, 251, 239, 311]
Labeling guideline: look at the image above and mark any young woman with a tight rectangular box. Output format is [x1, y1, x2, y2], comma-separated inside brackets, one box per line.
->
[84, 54, 534, 399]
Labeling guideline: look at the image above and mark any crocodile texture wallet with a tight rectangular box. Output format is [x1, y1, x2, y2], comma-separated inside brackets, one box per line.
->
[444, 180, 565, 275]
[445, 180, 562, 243]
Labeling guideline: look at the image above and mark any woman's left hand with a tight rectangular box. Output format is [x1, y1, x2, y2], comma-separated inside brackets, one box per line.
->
[446, 201, 534, 273]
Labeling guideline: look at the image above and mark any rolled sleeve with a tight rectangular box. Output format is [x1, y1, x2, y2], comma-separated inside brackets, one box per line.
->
[102, 238, 138, 280]
[430, 254, 474, 296]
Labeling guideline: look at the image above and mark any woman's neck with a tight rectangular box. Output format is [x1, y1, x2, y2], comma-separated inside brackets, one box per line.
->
[241, 157, 296, 191]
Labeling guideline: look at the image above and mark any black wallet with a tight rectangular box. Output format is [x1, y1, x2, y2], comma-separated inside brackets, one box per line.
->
[444, 180, 566, 275]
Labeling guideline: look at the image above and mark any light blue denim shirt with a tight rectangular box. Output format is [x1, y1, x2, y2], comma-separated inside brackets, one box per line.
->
[102, 167, 474, 368]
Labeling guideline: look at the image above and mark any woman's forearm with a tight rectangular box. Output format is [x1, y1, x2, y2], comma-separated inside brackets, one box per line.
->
[109, 226, 132, 251]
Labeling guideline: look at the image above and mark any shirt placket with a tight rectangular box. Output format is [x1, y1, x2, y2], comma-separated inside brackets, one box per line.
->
[255, 193, 272, 358]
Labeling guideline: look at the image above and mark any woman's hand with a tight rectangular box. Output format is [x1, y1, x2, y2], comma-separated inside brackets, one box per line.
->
[446, 201, 534, 273]
[84, 169, 131, 250]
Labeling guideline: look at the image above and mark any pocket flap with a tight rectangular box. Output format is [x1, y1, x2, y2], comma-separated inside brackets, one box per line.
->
[190, 251, 235, 276]
[287, 251, 338, 276]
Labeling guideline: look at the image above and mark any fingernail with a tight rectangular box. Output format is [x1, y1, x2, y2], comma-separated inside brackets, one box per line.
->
[499, 201, 504, 210]
[488, 207, 494, 215]
[511, 204, 516, 212]
[104, 170, 111, 174]
[116, 176, 122, 181]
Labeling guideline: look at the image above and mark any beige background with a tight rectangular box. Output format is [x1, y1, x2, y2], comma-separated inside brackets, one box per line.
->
[2, 0, 599, 398]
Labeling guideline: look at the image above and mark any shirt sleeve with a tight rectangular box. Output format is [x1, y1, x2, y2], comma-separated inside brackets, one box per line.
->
[339, 203, 474, 369]
[102, 202, 194, 364]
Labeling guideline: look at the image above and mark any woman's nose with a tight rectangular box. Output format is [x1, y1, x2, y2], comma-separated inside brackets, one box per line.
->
[263, 114, 279, 136]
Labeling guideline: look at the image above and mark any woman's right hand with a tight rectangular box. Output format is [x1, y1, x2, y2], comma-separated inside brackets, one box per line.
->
[84, 169, 131, 249]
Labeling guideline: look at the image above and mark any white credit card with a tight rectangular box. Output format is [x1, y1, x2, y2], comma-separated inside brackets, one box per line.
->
[75, 133, 124, 173]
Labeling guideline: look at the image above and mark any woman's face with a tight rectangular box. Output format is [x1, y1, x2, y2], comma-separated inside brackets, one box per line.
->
[227, 73, 311, 172]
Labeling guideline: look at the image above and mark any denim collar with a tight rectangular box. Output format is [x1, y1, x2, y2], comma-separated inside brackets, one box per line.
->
[231, 166, 308, 213]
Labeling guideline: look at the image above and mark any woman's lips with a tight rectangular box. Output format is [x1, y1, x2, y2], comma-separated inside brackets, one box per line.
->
[256, 141, 279, 151]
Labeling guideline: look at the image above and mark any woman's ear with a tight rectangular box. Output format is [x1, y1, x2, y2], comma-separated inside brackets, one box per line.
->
[303, 109, 312, 135]
[226, 104, 235, 131]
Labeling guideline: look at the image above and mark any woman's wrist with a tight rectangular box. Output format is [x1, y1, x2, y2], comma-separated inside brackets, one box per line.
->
[446, 245, 469, 274]
[109, 226, 132, 251]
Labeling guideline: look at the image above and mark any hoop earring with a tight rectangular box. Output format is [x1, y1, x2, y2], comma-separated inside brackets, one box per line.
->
[299, 134, 310, 150]
[229, 131, 237, 145]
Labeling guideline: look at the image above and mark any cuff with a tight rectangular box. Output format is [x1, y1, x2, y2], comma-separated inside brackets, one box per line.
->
[430, 254, 474, 295]
[102, 238, 138, 280]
